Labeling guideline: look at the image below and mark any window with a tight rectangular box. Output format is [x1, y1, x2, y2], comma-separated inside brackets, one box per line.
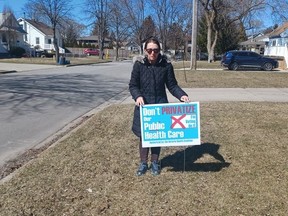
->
[24, 23, 27, 41]
[36, 37, 40, 44]
[238, 52, 248, 56]
[2, 34, 7, 43]
[47, 39, 52, 44]
[249, 52, 260, 58]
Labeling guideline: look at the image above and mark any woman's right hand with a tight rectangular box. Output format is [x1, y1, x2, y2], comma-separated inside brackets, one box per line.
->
[135, 97, 144, 106]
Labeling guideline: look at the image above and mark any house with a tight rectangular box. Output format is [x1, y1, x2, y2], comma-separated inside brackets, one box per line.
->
[264, 22, 288, 68]
[17, 18, 64, 55]
[76, 35, 111, 48]
[122, 40, 140, 53]
[0, 12, 26, 56]
[239, 33, 267, 54]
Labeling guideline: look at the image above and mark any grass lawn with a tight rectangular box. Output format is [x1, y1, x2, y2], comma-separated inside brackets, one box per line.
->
[0, 56, 110, 65]
[0, 60, 287, 215]
[0, 102, 287, 215]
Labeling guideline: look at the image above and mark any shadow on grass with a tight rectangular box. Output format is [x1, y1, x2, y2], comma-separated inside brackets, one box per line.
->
[161, 143, 230, 172]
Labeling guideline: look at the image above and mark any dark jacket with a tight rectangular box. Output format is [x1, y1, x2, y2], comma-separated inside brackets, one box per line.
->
[129, 54, 188, 137]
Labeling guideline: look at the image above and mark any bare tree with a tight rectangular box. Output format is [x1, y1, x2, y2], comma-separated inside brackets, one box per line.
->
[199, 0, 267, 62]
[24, 0, 72, 63]
[61, 19, 86, 47]
[85, 0, 110, 59]
[108, 0, 131, 60]
[118, 0, 146, 53]
[167, 23, 186, 50]
[149, 0, 191, 52]
[265, 0, 288, 23]
[140, 16, 157, 40]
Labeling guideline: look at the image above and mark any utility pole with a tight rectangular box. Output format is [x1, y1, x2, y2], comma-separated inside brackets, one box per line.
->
[190, 0, 198, 70]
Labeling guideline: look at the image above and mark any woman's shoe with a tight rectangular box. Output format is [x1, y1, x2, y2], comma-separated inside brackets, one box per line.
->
[151, 161, 160, 176]
[136, 162, 148, 176]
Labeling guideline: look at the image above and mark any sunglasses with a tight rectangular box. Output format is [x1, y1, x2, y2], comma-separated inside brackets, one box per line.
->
[146, 48, 160, 54]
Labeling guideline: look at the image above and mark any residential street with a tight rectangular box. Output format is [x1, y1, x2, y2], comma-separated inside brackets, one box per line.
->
[0, 61, 133, 167]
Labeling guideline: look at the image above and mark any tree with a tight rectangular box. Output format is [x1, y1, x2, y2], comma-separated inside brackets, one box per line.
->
[217, 16, 246, 54]
[167, 23, 185, 51]
[198, 0, 267, 62]
[85, 0, 110, 59]
[118, 0, 146, 53]
[61, 19, 86, 47]
[150, 0, 191, 52]
[107, 0, 131, 60]
[24, 0, 72, 63]
[140, 16, 157, 41]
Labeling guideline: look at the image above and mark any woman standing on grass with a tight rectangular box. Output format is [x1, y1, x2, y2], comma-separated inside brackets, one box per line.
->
[129, 37, 189, 176]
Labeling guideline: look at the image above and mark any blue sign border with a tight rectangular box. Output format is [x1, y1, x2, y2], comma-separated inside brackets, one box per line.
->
[140, 102, 201, 147]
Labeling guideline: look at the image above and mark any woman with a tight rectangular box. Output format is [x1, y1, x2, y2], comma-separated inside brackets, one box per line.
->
[129, 37, 189, 176]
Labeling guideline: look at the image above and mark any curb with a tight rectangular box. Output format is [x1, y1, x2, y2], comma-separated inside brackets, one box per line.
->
[0, 70, 17, 74]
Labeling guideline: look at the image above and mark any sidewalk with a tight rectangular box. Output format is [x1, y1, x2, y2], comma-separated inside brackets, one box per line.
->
[121, 88, 288, 103]
[0, 62, 60, 73]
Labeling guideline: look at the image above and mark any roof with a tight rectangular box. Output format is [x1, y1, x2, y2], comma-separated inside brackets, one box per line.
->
[267, 22, 288, 38]
[0, 12, 26, 34]
[239, 40, 266, 46]
[239, 22, 288, 46]
[77, 35, 111, 42]
[23, 19, 53, 35]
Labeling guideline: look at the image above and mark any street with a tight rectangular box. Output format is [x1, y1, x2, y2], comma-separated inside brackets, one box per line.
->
[0, 61, 133, 167]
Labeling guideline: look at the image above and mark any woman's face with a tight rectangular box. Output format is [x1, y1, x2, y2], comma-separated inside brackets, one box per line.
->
[145, 42, 160, 64]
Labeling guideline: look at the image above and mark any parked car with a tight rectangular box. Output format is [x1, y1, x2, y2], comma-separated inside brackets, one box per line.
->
[221, 50, 278, 71]
[84, 48, 99, 56]
[197, 52, 208, 60]
[174, 52, 184, 61]
[35, 50, 55, 58]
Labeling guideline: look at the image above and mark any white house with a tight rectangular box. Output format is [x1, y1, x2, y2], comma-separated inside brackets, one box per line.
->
[17, 18, 64, 54]
[0, 12, 26, 56]
[264, 22, 288, 68]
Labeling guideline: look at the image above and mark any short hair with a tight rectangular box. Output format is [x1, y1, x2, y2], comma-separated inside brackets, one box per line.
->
[144, 36, 161, 50]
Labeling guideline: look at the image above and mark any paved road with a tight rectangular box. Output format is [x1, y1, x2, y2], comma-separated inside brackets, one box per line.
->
[0, 61, 132, 166]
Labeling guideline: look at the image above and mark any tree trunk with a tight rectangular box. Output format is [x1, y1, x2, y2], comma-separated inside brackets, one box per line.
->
[205, 7, 218, 63]
[53, 27, 60, 63]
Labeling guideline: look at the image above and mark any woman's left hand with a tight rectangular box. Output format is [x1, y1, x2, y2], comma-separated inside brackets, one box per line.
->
[180, 95, 190, 103]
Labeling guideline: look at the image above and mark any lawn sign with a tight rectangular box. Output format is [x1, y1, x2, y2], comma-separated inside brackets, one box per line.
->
[140, 102, 201, 147]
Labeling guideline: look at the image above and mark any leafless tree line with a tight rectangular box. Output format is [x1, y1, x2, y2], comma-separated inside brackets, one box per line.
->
[18, 0, 288, 62]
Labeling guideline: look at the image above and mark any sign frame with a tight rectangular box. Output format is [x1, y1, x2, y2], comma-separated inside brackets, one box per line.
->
[140, 102, 201, 147]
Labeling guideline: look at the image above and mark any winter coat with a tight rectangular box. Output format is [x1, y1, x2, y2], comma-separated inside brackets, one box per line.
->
[129, 54, 188, 137]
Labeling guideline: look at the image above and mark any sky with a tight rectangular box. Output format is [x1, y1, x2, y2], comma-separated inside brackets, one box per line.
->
[0, 0, 85, 22]
[0, 0, 91, 34]
[0, 0, 275, 36]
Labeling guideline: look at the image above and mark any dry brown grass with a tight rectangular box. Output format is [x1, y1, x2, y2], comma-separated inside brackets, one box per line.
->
[174, 69, 288, 88]
[0, 102, 287, 215]
[173, 60, 223, 69]
[0, 56, 109, 65]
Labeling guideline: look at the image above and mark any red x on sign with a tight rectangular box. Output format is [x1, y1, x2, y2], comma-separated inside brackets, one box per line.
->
[171, 114, 186, 129]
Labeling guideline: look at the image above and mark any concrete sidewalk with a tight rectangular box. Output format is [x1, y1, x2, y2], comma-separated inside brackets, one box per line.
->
[0, 62, 60, 73]
[121, 88, 288, 103]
